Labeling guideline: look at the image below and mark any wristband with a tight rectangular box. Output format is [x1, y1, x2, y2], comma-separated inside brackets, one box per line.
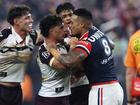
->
[49, 57, 55, 67]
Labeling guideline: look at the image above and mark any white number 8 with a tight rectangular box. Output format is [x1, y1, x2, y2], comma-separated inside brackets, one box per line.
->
[102, 39, 111, 56]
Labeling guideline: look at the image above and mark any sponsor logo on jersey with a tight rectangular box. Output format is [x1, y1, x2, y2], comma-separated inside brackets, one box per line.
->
[133, 38, 140, 54]
[42, 51, 50, 59]
[101, 54, 113, 64]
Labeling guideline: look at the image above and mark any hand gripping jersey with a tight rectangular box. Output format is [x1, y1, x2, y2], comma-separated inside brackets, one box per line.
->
[75, 26, 117, 84]
[37, 43, 71, 97]
[0, 27, 37, 82]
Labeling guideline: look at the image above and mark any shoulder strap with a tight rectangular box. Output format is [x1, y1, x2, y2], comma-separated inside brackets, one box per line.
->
[0, 28, 38, 45]
[0, 27, 12, 42]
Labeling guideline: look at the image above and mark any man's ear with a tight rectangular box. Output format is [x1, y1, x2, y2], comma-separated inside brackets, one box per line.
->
[49, 28, 54, 34]
[13, 18, 19, 25]
[80, 23, 85, 28]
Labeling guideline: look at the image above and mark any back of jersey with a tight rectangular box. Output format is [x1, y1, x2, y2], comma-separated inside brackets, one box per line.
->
[84, 27, 117, 84]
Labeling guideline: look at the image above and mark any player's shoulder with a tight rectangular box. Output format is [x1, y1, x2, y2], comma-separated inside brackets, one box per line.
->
[38, 44, 52, 59]
[0, 27, 12, 42]
[128, 30, 140, 47]
[130, 30, 140, 41]
[128, 30, 140, 53]
[133, 29, 140, 36]
[0, 27, 11, 36]
[87, 26, 105, 41]
[39, 44, 48, 52]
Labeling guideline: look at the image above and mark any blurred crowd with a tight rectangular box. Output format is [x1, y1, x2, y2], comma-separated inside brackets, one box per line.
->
[0, 0, 140, 38]
[0, 0, 140, 105]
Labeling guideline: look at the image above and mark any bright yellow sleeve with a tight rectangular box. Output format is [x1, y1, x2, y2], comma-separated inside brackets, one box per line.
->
[124, 30, 140, 70]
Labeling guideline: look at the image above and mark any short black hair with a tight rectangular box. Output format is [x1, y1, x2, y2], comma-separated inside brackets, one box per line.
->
[7, 5, 31, 25]
[56, 2, 75, 15]
[39, 15, 63, 38]
[73, 8, 93, 21]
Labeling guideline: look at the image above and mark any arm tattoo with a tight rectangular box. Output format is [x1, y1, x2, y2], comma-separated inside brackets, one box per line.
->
[58, 50, 86, 68]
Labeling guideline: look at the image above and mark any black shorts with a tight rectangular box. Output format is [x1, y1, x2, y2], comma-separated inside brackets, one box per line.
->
[35, 95, 70, 105]
[0, 84, 22, 105]
[69, 84, 90, 105]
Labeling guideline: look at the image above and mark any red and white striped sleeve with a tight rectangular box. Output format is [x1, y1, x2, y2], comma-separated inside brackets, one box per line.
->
[74, 40, 92, 57]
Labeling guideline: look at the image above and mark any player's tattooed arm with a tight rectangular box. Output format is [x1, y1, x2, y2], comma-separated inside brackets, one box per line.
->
[51, 58, 67, 70]
[50, 48, 86, 68]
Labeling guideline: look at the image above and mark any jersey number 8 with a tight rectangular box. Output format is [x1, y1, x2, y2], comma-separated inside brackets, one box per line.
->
[102, 39, 111, 56]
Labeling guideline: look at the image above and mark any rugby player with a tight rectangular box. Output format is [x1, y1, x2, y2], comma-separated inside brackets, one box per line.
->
[35, 15, 71, 105]
[49, 8, 124, 105]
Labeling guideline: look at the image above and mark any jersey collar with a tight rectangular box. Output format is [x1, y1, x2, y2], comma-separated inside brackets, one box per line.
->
[11, 27, 25, 44]
[80, 31, 89, 41]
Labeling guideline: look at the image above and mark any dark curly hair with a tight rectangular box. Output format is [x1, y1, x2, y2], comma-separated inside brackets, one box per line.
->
[39, 15, 63, 38]
[7, 5, 31, 25]
[56, 2, 75, 15]
[73, 8, 93, 21]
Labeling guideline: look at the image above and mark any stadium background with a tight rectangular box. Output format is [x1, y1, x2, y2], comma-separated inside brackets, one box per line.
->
[0, 0, 140, 105]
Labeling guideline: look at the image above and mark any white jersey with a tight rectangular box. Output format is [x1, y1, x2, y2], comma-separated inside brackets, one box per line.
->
[37, 43, 71, 97]
[0, 27, 36, 82]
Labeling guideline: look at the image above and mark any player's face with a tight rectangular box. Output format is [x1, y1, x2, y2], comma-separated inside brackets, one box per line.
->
[59, 10, 73, 26]
[70, 15, 81, 36]
[14, 13, 33, 33]
[52, 23, 65, 42]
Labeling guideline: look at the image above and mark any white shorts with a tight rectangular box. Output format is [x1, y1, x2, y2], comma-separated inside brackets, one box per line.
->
[89, 82, 124, 105]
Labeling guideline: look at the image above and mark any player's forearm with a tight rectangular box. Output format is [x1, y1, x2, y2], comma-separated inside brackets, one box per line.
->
[50, 48, 83, 68]
[126, 68, 136, 101]
[126, 73, 133, 101]
[52, 50, 76, 67]
[49, 48, 72, 67]
[51, 58, 67, 71]
[52, 63, 66, 71]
